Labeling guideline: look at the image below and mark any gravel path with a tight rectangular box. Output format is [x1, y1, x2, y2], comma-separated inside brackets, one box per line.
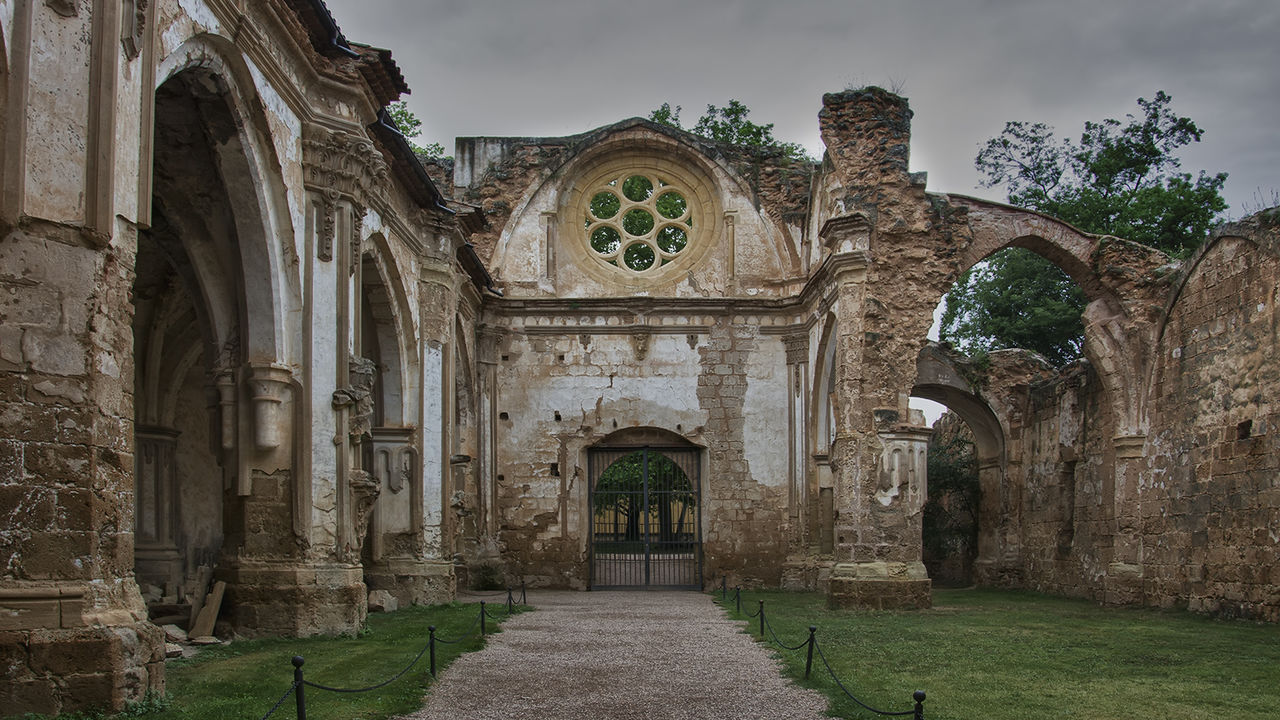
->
[399, 590, 830, 720]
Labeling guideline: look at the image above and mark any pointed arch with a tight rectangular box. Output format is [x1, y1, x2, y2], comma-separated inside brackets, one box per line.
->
[154, 33, 302, 367]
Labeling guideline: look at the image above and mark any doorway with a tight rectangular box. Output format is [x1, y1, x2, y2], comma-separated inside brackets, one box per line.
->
[588, 447, 702, 588]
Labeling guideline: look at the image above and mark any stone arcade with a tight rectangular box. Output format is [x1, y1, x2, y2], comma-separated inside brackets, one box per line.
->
[1, 1, 1276, 714]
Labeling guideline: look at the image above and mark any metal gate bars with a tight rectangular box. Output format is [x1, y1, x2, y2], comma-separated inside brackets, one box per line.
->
[589, 447, 702, 589]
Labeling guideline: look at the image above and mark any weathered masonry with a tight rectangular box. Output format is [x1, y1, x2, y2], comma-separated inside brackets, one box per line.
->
[1, 0, 1277, 715]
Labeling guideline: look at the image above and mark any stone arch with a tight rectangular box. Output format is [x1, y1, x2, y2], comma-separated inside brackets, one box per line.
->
[807, 313, 839, 553]
[154, 33, 301, 367]
[486, 119, 797, 293]
[944, 195, 1168, 437]
[360, 235, 417, 426]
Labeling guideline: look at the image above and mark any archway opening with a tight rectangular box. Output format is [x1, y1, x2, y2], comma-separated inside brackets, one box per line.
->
[132, 68, 254, 624]
[588, 430, 701, 589]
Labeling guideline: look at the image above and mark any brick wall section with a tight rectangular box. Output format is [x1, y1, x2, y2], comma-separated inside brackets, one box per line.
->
[1018, 365, 1113, 599]
[1148, 233, 1280, 620]
[698, 319, 787, 586]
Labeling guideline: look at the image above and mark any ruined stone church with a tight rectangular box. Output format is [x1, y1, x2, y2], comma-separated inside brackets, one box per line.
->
[1, 0, 1276, 715]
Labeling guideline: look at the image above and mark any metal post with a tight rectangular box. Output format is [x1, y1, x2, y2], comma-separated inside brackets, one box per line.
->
[506, 588, 514, 613]
[735, 587, 741, 614]
[721, 575, 727, 601]
[758, 600, 765, 638]
[428, 626, 437, 677]
[805, 626, 816, 679]
[913, 690, 927, 720]
[521, 580, 526, 605]
[292, 655, 306, 720]
[480, 602, 487, 635]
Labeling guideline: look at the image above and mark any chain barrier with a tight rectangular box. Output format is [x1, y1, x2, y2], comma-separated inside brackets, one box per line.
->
[717, 577, 927, 719]
[253, 586, 527, 719]
[257, 680, 299, 720]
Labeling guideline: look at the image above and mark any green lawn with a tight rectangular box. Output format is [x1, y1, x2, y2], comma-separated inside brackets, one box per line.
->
[22, 600, 523, 720]
[716, 588, 1280, 720]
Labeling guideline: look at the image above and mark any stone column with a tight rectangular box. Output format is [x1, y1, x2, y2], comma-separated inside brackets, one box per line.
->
[0, 6, 163, 714]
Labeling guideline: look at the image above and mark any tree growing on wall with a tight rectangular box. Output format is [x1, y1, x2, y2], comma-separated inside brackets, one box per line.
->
[941, 92, 1228, 366]
[649, 100, 813, 163]
[387, 101, 446, 158]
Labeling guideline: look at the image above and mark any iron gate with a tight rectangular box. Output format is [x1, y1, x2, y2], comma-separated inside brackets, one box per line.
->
[589, 447, 702, 589]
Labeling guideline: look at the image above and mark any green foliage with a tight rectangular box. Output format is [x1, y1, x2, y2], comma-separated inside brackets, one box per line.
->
[648, 100, 813, 162]
[593, 451, 696, 545]
[947, 92, 1228, 366]
[976, 91, 1227, 256]
[718, 588, 1280, 720]
[940, 248, 1086, 367]
[923, 416, 980, 582]
[386, 100, 446, 158]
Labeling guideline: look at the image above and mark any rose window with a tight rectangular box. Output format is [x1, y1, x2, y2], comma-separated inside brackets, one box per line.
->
[585, 173, 694, 273]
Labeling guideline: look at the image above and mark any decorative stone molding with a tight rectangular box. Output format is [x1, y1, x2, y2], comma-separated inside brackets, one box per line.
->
[246, 364, 293, 450]
[333, 356, 378, 441]
[631, 329, 651, 361]
[346, 470, 382, 561]
[819, 212, 871, 255]
[45, 0, 76, 18]
[121, 0, 148, 59]
[302, 126, 390, 206]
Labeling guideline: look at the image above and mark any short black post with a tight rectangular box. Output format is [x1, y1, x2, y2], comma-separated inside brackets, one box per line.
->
[480, 602, 487, 635]
[292, 655, 306, 720]
[520, 580, 527, 605]
[506, 588, 514, 614]
[428, 626, 437, 677]
[912, 690, 927, 720]
[735, 586, 741, 614]
[721, 575, 727, 601]
[758, 600, 765, 638]
[804, 626, 816, 679]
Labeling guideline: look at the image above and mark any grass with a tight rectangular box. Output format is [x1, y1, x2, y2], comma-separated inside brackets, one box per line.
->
[716, 588, 1280, 720]
[21, 600, 525, 720]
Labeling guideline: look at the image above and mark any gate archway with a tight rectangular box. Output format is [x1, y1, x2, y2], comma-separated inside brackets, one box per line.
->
[589, 446, 702, 588]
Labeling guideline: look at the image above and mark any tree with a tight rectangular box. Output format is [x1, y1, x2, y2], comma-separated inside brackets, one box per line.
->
[975, 91, 1226, 257]
[648, 100, 812, 162]
[387, 101, 446, 158]
[942, 92, 1228, 365]
[923, 413, 980, 584]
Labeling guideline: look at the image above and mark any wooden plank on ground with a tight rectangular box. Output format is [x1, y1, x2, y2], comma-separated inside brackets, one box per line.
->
[189, 580, 225, 638]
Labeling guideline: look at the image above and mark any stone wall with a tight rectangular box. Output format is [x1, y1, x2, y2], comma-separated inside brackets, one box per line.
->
[1146, 224, 1280, 620]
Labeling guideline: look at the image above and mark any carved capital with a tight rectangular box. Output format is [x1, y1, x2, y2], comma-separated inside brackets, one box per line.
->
[302, 126, 389, 206]
[819, 212, 871, 255]
[782, 333, 809, 365]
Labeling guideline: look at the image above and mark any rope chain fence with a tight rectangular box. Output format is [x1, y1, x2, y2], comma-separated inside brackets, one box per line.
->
[253, 586, 528, 719]
[718, 577, 927, 720]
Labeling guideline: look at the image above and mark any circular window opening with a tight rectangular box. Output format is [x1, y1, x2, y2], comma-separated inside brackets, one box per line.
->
[580, 171, 698, 275]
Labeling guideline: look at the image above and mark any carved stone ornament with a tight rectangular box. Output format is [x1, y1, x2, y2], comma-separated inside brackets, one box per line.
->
[121, 0, 148, 59]
[346, 469, 381, 561]
[350, 205, 365, 277]
[302, 126, 390, 205]
[45, 0, 76, 18]
[783, 333, 809, 365]
[332, 356, 378, 442]
[631, 330, 651, 362]
[318, 190, 339, 262]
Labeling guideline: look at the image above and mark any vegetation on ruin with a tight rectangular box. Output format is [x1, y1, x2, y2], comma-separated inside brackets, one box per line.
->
[942, 91, 1228, 366]
[922, 415, 980, 584]
[649, 100, 814, 163]
[387, 101, 447, 158]
[719, 588, 1280, 720]
[20, 602, 522, 720]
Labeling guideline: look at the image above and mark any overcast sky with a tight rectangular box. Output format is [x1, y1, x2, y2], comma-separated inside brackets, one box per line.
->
[325, 0, 1278, 215]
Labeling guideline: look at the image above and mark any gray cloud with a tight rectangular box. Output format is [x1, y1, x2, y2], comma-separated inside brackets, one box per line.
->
[328, 0, 1279, 214]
